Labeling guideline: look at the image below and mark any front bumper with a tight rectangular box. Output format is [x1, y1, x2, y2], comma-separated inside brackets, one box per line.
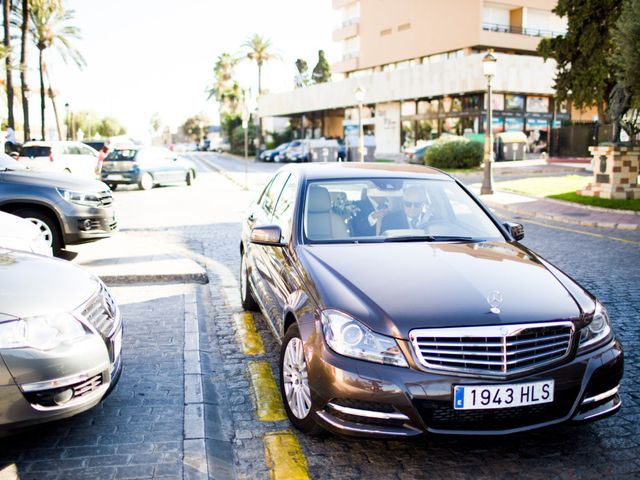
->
[307, 332, 623, 438]
[59, 202, 117, 245]
[0, 310, 123, 433]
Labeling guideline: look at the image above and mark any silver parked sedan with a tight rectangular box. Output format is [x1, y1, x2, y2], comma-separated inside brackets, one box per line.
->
[0, 248, 123, 433]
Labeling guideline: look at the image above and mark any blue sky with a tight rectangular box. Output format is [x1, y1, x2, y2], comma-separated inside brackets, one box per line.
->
[47, 0, 339, 139]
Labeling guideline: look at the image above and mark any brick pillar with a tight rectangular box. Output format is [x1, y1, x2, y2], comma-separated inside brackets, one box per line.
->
[580, 145, 640, 199]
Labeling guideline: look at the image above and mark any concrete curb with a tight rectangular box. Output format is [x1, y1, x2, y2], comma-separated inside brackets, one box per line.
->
[100, 272, 209, 286]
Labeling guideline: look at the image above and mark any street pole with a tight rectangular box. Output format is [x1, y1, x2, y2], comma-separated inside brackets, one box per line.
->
[242, 109, 248, 190]
[480, 50, 497, 195]
[354, 86, 365, 162]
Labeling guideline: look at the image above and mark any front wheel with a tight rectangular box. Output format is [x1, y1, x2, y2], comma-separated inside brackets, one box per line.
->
[279, 324, 323, 435]
[108, 183, 118, 191]
[14, 208, 62, 255]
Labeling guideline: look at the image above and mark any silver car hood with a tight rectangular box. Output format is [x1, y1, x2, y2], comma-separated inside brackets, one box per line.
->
[1, 169, 109, 191]
[0, 249, 100, 319]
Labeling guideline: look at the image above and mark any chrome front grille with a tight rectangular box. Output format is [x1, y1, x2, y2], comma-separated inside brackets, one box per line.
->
[410, 322, 574, 377]
[73, 374, 103, 397]
[79, 284, 118, 337]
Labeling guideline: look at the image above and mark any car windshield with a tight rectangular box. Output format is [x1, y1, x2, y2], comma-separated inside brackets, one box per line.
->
[302, 178, 503, 243]
[106, 149, 138, 161]
[0, 153, 27, 170]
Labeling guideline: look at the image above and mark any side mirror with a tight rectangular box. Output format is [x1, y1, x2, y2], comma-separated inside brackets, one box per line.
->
[250, 225, 285, 246]
[503, 221, 524, 241]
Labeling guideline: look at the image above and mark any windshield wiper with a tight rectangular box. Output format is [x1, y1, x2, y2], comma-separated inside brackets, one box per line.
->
[383, 235, 476, 243]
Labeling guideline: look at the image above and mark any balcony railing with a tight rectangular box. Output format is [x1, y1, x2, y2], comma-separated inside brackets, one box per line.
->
[482, 23, 564, 39]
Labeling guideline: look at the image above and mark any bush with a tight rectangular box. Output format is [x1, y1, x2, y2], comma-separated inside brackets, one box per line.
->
[424, 140, 483, 169]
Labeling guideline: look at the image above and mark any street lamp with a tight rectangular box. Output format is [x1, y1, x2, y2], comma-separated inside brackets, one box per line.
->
[354, 86, 365, 162]
[480, 50, 497, 195]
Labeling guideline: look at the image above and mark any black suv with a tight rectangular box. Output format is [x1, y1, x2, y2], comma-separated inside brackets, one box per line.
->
[0, 153, 117, 255]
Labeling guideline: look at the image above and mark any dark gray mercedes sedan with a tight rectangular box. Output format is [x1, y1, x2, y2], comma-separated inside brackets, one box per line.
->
[240, 163, 623, 438]
[0, 249, 122, 434]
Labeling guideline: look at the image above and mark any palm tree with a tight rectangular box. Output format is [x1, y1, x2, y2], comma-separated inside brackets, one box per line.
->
[207, 53, 241, 116]
[3, 0, 15, 130]
[30, 1, 84, 140]
[19, 0, 29, 141]
[240, 34, 280, 153]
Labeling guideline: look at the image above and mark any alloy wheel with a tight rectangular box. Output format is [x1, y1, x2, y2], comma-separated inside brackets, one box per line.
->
[27, 217, 53, 247]
[282, 337, 311, 419]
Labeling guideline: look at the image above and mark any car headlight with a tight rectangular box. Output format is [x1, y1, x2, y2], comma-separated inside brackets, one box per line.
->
[57, 188, 102, 207]
[321, 310, 408, 367]
[0, 313, 88, 350]
[578, 302, 612, 352]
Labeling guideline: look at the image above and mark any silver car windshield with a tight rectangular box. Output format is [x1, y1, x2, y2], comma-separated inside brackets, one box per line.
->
[302, 178, 503, 243]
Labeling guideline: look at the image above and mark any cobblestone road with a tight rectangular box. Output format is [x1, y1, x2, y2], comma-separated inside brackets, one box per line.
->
[2, 154, 638, 479]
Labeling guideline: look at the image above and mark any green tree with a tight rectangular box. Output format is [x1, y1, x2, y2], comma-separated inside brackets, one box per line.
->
[311, 50, 330, 84]
[294, 58, 308, 87]
[240, 34, 280, 153]
[207, 52, 241, 116]
[64, 110, 125, 139]
[96, 116, 125, 137]
[612, 0, 640, 108]
[181, 114, 209, 143]
[30, 1, 85, 140]
[150, 112, 162, 133]
[538, 0, 623, 122]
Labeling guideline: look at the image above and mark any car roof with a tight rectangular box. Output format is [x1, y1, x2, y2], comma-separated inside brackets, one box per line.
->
[278, 162, 453, 182]
[22, 140, 82, 147]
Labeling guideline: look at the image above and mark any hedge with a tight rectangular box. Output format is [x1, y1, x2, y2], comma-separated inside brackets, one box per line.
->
[424, 140, 483, 169]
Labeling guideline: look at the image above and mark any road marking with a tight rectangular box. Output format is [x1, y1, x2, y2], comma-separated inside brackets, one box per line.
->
[508, 217, 640, 246]
[264, 431, 311, 480]
[234, 312, 266, 355]
[248, 361, 287, 422]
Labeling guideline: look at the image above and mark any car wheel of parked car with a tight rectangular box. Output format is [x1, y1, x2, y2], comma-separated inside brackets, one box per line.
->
[108, 183, 118, 191]
[14, 208, 62, 254]
[186, 170, 194, 186]
[138, 172, 154, 191]
[279, 324, 323, 435]
[240, 250, 259, 311]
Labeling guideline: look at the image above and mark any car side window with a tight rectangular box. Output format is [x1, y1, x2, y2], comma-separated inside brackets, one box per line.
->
[272, 174, 297, 241]
[66, 145, 81, 155]
[260, 172, 290, 217]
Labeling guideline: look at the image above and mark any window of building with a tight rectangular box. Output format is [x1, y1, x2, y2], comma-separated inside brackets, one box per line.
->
[401, 120, 415, 148]
[462, 94, 481, 110]
[380, 28, 392, 36]
[505, 94, 525, 111]
[416, 120, 435, 141]
[451, 97, 462, 112]
[526, 96, 549, 113]
[401, 101, 416, 116]
[398, 23, 411, 32]
[417, 100, 430, 115]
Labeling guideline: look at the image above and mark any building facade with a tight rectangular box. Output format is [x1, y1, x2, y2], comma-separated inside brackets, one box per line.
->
[259, 0, 569, 157]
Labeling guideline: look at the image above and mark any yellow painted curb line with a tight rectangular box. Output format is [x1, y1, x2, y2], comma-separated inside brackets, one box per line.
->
[235, 312, 265, 355]
[248, 361, 287, 421]
[264, 431, 311, 480]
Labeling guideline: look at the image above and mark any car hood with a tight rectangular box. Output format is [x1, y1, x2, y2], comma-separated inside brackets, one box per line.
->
[1, 169, 108, 191]
[296, 241, 582, 339]
[0, 249, 99, 319]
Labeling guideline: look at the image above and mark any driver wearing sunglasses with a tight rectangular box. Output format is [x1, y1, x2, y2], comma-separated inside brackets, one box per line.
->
[380, 185, 432, 233]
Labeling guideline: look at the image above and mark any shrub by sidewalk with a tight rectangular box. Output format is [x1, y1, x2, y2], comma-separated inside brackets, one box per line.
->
[425, 140, 483, 169]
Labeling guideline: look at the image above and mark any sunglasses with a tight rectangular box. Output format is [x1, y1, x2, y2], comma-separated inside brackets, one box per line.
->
[404, 201, 424, 208]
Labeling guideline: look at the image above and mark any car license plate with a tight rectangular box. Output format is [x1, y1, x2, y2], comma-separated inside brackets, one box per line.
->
[453, 380, 554, 410]
[106, 174, 124, 180]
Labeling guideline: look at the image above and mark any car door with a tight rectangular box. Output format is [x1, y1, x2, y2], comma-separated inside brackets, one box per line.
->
[246, 172, 290, 319]
[261, 173, 299, 334]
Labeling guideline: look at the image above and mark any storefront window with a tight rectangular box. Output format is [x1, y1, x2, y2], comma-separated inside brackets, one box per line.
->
[505, 117, 524, 131]
[505, 95, 525, 111]
[526, 96, 549, 113]
[401, 120, 415, 148]
[443, 117, 460, 134]
[417, 100, 430, 115]
[401, 101, 416, 116]
[462, 95, 481, 110]
[486, 93, 505, 111]
[416, 120, 435, 141]
[451, 98, 462, 112]
[442, 96, 453, 113]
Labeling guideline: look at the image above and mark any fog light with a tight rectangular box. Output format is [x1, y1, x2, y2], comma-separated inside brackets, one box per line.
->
[80, 218, 93, 231]
[53, 388, 74, 405]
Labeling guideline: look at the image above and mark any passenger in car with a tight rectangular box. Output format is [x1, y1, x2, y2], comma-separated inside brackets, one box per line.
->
[381, 185, 431, 233]
[351, 188, 390, 236]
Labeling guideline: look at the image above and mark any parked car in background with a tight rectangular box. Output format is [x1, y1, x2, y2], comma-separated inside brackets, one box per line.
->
[209, 138, 231, 153]
[0, 211, 52, 256]
[240, 163, 623, 438]
[283, 138, 340, 163]
[407, 140, 435, 164]
[19, 141, 100, 179]
[259, 142, 289, 162]
[83, 140, 106, 152]
[0, 248, 122, 435]
[100, 146, 197, 191]
[0, 153, 117, 255]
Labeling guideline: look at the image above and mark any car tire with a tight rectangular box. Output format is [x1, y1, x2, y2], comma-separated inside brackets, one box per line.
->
[138, 172, 154, 190]
[240, 250, 259, 311]
[14, 208, 62, 255]
[186, 170, 194, 186]
[108, 183, 118, 191]
[279, 323, 323, 435]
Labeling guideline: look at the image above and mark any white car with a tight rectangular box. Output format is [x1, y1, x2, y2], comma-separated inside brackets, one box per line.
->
[19, 141, 100, 179]
[0, 211, 53, 256]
